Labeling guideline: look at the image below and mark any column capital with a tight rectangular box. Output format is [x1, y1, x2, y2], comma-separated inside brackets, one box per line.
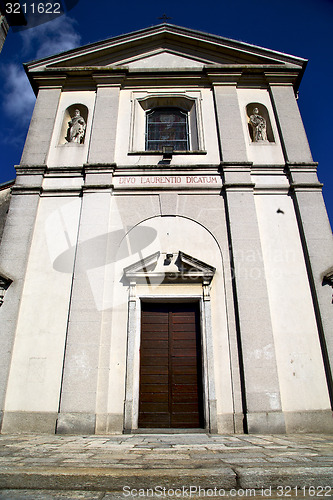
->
[92, 73, 126, 87]
[32, 76, 67, 91]
[206, 71, 242, 86]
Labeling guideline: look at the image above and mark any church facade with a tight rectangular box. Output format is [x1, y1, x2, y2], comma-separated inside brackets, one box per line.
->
[0, 24, 332, 435]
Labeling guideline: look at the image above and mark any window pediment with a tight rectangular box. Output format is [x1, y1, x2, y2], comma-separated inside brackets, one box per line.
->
[124, 251, 215, 285]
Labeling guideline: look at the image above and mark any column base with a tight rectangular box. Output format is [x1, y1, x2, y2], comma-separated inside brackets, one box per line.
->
[56, 412, 96, 434]
[247, 411, 286, 434]
[1, 411, 57, 433]
[284, 410, 333, 433]
[95, 413, 123, 434]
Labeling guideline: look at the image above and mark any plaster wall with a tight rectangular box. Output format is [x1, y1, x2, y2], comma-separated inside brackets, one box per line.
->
[47, 91, 96, 168]
[254, 193, 330, 413]
[123, 52, 205, 69]
[2, 197, 81, 426]
[252, 173, 289, 188]
[237, 88, 285, 165]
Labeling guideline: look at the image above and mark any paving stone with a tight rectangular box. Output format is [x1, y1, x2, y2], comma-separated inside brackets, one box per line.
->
[142, 454, 190, 460]
[0, 491, 103, 499]
[235, 466, 333, 488]
[0, 434, 332, 492]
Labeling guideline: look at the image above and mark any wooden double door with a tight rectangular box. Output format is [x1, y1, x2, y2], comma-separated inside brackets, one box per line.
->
[139, 302, 204, 428]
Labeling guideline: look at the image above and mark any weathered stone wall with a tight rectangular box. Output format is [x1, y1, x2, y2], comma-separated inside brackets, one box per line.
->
[0, 14, 9, 53]
[0, 184, 13, 244]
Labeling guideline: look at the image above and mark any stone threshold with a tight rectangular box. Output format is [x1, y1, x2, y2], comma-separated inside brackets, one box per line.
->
[130, 428, 208, 434]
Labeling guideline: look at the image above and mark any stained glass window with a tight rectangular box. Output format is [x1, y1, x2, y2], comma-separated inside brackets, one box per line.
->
[146, 108, 189, 151]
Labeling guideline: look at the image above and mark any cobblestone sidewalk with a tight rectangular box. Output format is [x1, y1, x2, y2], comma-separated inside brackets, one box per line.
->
[0, 433, 332, 498]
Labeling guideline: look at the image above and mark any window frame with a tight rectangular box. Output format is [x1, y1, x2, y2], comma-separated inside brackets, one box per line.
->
[128, 92, 206, 155]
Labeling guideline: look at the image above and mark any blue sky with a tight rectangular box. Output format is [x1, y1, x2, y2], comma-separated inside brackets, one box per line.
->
[0, 0, 332, 226]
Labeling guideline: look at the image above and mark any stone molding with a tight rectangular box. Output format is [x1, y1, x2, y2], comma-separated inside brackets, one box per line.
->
[27, 75, 67, 96]
[92, 73, 126, 87]
[25, 67, 307, 95]
[291, 183, 324, 192]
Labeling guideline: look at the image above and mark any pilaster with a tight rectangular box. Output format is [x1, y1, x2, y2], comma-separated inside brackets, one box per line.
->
[20, 86, 64, 166]
[56, 170, 114, 434]
[87, 75, 124, 165]
[269, 84, 312, 163]
[287, 162, 333, 406]
[0, 170, 43, 430]
[222, 163, 285, 433]
[212, 81, 247, 162]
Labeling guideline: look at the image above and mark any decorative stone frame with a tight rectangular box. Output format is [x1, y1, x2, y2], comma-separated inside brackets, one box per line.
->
[129, 92, 206, 154]
[122, 251, 217, 433]
[246, 102, 275, 143]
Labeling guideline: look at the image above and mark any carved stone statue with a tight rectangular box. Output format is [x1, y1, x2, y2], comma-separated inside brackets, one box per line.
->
[68, 109, 86, 143]
[249, 107, 267, 142]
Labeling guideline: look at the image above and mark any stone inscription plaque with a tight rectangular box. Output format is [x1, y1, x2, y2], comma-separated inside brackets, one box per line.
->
[114, 175, 222, 188]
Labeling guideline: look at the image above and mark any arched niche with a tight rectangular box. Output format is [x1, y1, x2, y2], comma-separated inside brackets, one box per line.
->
[58, 103, 88, 145]
[246, 102, 274, 143]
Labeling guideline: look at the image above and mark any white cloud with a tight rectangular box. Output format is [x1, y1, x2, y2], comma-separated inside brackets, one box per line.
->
[1, 64, 36, 122]
[20, 15, 81, 59]
[1, 15, 81, 124]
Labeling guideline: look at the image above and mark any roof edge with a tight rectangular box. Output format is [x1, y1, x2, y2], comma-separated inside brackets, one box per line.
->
[23, 23, 308, 70]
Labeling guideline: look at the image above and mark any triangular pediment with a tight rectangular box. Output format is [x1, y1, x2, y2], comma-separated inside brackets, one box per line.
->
[25, 24, 306, 73]
[113, 50, 208, 69]
[124, 250, 215, 284]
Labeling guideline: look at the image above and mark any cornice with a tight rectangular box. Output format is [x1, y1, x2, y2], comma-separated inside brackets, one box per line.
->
[92, 73, 126, 87]
[26, 64, 304, 92]
[11, 186, 42, 196]
[15, 164, 47, 175]
[286, 162, 319, 169]
[83, 163, 116, 172]
[290, 183, 323, 192]
[223, 183, 255, 192]
[24, 24, 306, 71]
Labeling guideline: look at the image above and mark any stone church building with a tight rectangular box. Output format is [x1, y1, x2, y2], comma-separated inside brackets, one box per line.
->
[0, 24, 332, 435]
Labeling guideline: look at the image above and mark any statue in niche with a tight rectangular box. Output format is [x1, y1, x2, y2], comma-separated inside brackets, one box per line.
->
[67, 109, 86, 143]
[249, 107, 267, 142]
